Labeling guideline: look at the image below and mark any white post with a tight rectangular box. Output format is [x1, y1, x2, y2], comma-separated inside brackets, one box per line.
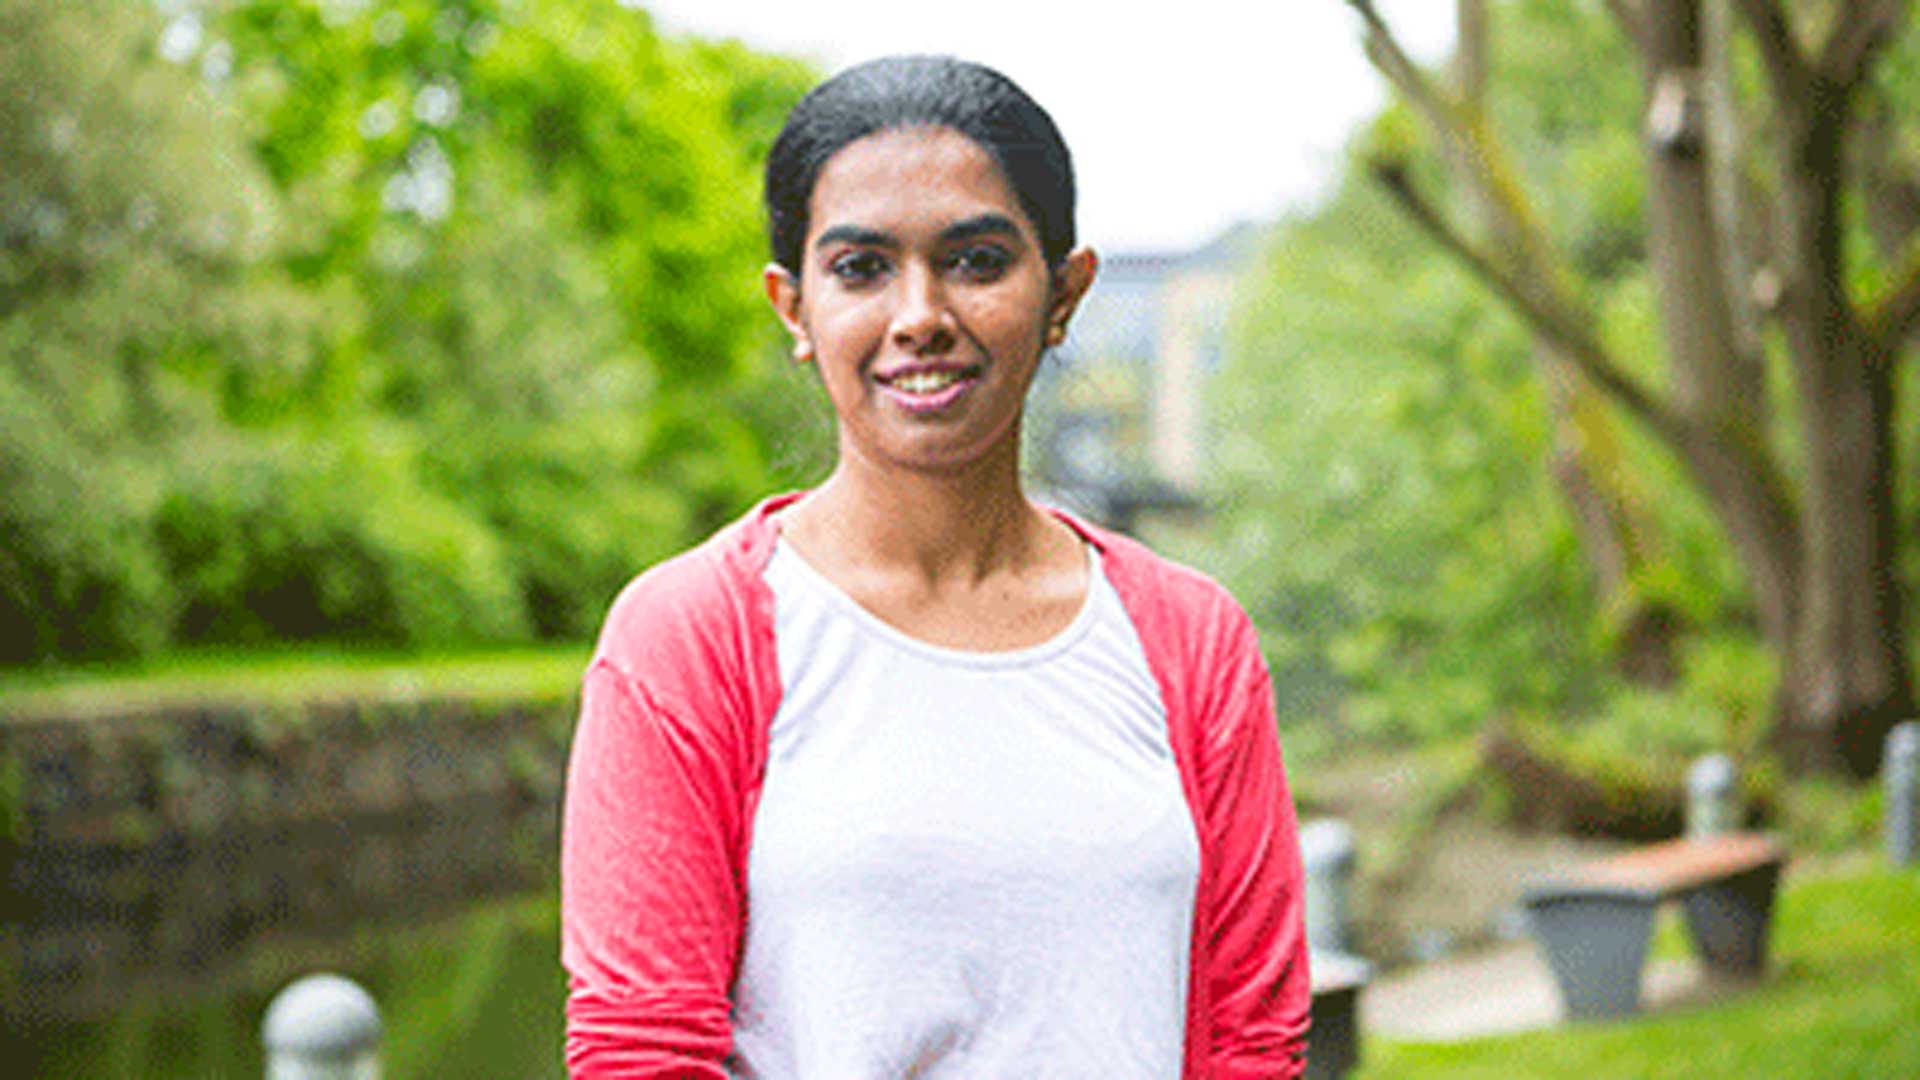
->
[1887, 722, 1919, 866]
[262, 973, 381, 1080]
[1686, 753, 1738, 839]
[1300, 818, 1358, 955]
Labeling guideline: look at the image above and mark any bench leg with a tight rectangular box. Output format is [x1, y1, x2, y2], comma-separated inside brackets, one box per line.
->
[1525, 894, 1657, 1021]
[1681, 861, 1781, 977]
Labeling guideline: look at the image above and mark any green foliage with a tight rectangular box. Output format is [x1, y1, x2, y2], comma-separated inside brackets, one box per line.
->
[0, 0, 305, 661]
[1479, 713, 1692, 838]
[1196, 163, 1608, 740]
[0, 0, 817, 663]
[1482, 1, 1644, 283]
[151, 425, 529, 646]
[1780, 778, 1884, 854]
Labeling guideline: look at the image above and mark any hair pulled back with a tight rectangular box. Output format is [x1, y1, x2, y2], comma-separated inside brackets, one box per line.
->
[765, 55, 1077, 278]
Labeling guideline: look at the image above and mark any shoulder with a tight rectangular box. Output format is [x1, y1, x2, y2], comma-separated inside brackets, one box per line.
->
[1067, 512, 1257, 653]
[594, 517, 757, 657]
[590, 494, 793, 715]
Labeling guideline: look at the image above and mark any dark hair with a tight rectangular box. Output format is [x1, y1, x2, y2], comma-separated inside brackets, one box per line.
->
[765, 55, 1077, 278]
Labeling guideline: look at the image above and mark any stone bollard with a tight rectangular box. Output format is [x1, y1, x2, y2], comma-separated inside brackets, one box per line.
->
[262, 973, 381, 1080]
[1300, 818, 1358, 955]
[1686, 753, 1738, 840]
[1888, 722, 1919, 866]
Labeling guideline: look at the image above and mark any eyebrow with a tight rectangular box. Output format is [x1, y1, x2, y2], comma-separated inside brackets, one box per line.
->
[814, 224, 894, 250]
[812, 213, 1026, 252]
[940, 213, 1024, 245]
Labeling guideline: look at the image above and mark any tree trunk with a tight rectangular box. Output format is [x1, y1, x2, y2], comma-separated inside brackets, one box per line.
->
[1637, 2, 1798, 655]
[1761, 39, 1915, 775]
[1768, 80, 1914, 774]
[1633, 1, 1915, 775]
[1702, 0, 1768, 370]
[1775, 340, 1912, 775]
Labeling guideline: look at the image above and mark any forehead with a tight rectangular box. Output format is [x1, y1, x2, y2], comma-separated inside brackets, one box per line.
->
[806, 127, 1032, 242]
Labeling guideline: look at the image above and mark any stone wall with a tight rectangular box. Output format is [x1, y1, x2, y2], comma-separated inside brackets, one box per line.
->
[0, 694, 576, 1019]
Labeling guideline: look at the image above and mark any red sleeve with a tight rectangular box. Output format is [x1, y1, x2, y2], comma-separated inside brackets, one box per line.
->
[561, 658, 745, 1077]
[1194, 603, 1311, 1078]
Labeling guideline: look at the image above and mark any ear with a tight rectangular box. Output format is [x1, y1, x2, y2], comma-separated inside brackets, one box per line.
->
[1045, 247, 1099, 347]
[763, 263, 812, 363]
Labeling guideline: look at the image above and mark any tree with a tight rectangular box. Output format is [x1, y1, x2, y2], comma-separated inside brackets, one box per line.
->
[0, 0, 317, 659]
[1345, 0, 1920, 776]
[0, 0, 818, 663]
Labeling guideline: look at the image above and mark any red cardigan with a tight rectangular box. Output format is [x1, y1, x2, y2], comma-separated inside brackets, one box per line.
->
[561, 493, 1310, 1077]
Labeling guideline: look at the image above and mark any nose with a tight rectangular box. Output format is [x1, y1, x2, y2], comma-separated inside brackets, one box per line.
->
[890, 261, 955, 354]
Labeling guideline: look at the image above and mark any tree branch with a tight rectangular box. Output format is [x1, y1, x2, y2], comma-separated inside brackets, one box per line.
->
[1345, 0, 1453, 128]
[1601, 0, 1648, 53]
[1818, 0, 1910, 88]
[1733, 0, 1811, 98]
[1865, 239, 1920, 350]
[1858, 87, 1920, 262]
[1368, 159, 1677, 438]
[1341, 0, 1566, 291]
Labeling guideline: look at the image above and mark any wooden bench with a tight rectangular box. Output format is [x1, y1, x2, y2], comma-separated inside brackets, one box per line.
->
[1522, 832, 1785, 1020]
[1306, 949, 1370, 1079]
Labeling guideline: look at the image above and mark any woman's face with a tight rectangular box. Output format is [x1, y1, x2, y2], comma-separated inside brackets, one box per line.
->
[766, 126, 1095, 477]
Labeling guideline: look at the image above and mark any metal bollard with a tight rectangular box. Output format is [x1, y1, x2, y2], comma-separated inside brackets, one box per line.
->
[1888, 722, 1919, 866]
[1300, 818, 1358, 954]
[1686, 753, 1738, 839]
[262, 973, 381, 1080]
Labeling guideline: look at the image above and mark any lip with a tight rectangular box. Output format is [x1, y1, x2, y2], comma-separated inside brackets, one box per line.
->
[872, 362, 982, 414]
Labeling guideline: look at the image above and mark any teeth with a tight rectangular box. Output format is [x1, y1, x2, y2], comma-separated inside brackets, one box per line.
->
[890, 370, 965, 394]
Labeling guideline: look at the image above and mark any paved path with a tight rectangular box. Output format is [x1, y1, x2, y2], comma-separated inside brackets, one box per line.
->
[1362, 941, 1741, 1041]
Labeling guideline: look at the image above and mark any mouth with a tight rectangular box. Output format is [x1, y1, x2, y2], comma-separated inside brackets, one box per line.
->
[874, 364, 983, 413]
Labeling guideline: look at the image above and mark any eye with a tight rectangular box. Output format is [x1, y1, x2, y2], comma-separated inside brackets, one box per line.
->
[828, 250, 889, 285]
[947, 245, 1012, 282]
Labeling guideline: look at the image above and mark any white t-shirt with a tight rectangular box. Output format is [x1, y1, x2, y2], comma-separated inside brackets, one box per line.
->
[727, 539, 1202, 1078]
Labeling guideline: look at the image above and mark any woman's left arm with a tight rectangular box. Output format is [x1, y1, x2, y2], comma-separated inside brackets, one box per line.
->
[1195, 607, 1312, 1079]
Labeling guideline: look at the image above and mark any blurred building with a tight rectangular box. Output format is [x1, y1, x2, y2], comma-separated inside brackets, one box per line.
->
[1029, 223, 1256, 532]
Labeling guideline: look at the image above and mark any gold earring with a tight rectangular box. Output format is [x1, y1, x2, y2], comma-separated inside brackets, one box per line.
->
[1046, 324, 1066, 346]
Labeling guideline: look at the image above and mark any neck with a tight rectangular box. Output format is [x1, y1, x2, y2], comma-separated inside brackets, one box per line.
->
[789, 432, 1053, 584]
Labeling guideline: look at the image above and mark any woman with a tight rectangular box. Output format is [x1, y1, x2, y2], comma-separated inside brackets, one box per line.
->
[562, 55, 1309, 1078]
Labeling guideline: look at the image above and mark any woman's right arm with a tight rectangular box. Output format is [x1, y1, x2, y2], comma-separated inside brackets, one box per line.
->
[561, 658, 746, 1077]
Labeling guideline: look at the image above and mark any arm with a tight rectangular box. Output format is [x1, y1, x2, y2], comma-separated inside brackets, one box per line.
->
[1197, 610, 1311, 1079]
[561, 658, 746, 1077]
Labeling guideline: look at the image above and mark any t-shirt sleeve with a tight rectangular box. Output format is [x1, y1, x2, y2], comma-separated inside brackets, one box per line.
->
[1197, 605, 1311, 1078]
[561, 657, 744, 1077]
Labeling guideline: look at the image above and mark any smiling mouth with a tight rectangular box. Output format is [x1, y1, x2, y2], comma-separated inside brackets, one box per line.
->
[882, 367, 979, 394]
[874, 364, 983, 413]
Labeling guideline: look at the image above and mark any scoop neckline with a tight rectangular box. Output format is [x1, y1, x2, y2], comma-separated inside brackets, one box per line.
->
[767, 535, 1104, 670]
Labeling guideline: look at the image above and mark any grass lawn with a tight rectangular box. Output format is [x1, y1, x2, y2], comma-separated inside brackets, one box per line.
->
[0, 644, 591, 719]
[1358, 862, 1920, 1078]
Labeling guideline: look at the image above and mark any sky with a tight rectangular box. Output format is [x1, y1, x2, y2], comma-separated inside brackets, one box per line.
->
[638, 1, 1456, 254]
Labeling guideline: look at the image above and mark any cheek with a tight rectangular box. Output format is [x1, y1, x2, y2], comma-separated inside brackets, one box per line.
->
[811, 298, 886, 355]
[960, 276, 1047, 335]
[985, 292, 1051, 348]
